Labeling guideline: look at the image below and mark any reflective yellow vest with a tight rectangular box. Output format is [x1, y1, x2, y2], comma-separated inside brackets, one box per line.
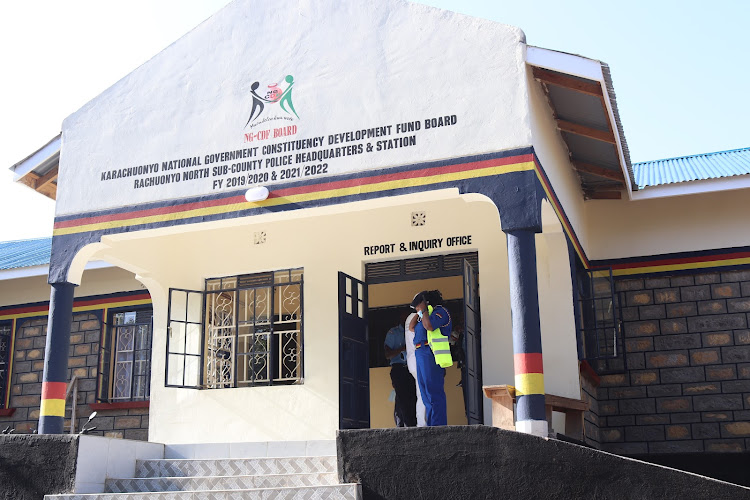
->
[425, 305, 454, 368]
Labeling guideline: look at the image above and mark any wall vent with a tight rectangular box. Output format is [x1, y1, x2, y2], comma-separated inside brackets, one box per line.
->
[366, 252, 478, 284]
[411, 212, 426, 226]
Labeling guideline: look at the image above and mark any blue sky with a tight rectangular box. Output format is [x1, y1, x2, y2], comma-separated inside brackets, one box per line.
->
[0, 0, 746, 240]
[419, 0, 749, 161]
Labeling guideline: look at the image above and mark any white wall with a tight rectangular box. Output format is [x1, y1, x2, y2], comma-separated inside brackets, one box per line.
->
[57, 0, 530, 216]
[536, 202, 580, 399]
[585, 188, 750, 261]
[75, 436, 164, 494]
[83, 190, 520, 442]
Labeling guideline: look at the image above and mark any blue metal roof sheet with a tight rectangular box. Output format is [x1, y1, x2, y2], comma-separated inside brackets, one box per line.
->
[0, 237, 51, 270]
[634, 147, 750, 189]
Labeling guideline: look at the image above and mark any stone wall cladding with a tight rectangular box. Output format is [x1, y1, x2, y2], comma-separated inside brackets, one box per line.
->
[597, 270, 750, 454]
[2, 313, 149, 440]
[579, 366, 600, 448]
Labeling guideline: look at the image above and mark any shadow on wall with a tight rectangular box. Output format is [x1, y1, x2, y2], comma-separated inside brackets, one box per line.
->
[630, 453, 750, 488]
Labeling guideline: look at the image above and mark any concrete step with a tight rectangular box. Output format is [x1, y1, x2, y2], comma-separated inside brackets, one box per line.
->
[164, 440, 336, 460]
[105, 472, 339, 493]
[46, 483, 361, 499]
[135, 456, 337, 478]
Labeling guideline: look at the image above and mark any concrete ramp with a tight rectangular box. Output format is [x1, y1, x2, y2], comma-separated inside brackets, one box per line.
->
[337, 426, 750, 500]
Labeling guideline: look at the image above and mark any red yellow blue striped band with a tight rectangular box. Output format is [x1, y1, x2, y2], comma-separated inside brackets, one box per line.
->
[52, 154, 536, 236]
[40, 381, 67, 417]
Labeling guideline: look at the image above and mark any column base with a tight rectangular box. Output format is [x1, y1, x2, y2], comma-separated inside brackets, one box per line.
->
[38, 415, 65, 435]
[515, 419, 548, 437]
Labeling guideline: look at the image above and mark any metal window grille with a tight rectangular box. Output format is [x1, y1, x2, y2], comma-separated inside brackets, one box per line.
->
[0, 322, 11, 409]
[99, 309, 153, 402]
[111, 310, 152, 401]
[204, 268, 303, 388]
[576, 267, 626, 373]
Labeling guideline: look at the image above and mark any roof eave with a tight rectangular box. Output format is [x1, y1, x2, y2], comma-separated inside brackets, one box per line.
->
[526, 46, 635, 198]
[631, 174, 750, 201]
[0, 264, 50, 280]
[9, 133, 61, 200]
[0, 259, 115, 281]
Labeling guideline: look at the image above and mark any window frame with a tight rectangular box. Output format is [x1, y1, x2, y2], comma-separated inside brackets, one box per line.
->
[0, 320, 12, 409]
[97, 306, 154, 403]
[165, 268, 304, 390]
[573, 266, 627, 374]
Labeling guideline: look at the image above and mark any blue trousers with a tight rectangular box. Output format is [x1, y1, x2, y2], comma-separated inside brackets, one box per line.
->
[415, 345, 447, 426]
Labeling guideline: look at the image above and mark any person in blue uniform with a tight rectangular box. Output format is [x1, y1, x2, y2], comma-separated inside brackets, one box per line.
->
[409, 290, 452, 426]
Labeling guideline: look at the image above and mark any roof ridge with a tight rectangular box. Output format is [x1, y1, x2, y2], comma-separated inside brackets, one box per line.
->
[635, 146, 750, 166]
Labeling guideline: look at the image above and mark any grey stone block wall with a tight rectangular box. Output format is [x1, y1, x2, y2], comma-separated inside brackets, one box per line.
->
[1, 313, 149, 440]
[579, 366, 600, 447]
[594, 270, 750, 454]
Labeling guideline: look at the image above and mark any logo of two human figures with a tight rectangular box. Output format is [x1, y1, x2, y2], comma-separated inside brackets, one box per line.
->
[245, 75, 299, 127]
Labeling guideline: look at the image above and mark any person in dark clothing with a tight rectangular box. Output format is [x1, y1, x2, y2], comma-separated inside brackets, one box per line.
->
[384, 311, 418, 427]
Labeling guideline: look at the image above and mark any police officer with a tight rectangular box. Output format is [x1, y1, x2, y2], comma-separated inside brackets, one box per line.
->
[409, 290, 453, 426]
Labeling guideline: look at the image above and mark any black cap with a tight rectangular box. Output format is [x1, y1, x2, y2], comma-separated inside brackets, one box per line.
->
[410, 291, 427, 309]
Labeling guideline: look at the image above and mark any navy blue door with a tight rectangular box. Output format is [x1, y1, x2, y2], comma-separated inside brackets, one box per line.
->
[338, 272, 370, 429]
[463, 259, 484, 424]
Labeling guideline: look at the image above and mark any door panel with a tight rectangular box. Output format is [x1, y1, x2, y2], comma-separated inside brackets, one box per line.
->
[463, 259, 484, 424]
[338, 272, 370, 429]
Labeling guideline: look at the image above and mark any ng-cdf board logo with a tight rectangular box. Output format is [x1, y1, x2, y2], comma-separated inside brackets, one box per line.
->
[245, 75, 299, 130]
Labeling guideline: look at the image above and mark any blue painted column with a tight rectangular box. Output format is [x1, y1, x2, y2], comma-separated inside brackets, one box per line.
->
[505, 229, 547, 437]
[38, 282, 76, 434]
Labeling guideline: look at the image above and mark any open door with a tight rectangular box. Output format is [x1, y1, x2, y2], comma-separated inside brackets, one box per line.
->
[338, 272, 369, 429]
[463, 259, 484, 424]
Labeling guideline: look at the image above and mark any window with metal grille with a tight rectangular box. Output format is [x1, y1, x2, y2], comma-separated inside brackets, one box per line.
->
[204, 269, 303, 388]
[97, 308, 153, 402]
[575, 267, 626, 374]
[166, 268, 304, 389]
[0, 321, 11, 409]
